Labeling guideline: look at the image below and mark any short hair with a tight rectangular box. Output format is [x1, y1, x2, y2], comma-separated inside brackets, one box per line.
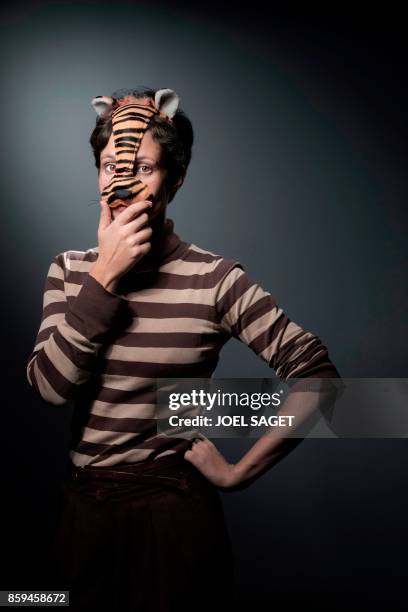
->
[89, 87, 194, 203]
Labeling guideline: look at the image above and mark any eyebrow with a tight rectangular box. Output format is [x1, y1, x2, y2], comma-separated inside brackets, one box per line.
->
[101, 154, 156, 163]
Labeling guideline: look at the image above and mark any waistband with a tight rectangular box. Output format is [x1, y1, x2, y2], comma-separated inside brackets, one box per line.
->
[67, 451, 194, 483]
[64, 451, 207, 504]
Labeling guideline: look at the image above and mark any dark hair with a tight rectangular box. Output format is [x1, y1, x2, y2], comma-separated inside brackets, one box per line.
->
[89, 87, 194, 203]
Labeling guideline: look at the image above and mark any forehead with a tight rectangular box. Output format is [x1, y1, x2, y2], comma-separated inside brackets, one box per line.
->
[101, 129, 162, 161]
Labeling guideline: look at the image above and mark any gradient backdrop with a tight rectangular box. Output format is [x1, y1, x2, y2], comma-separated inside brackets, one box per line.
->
[1, 2, 407, 607]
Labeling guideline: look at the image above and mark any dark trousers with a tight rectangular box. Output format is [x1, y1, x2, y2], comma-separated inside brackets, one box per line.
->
[52, 451, 237, 611]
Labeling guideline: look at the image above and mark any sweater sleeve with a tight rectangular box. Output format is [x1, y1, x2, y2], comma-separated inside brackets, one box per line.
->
[214, 260, 341, 379]
[26, 252, 129, 405]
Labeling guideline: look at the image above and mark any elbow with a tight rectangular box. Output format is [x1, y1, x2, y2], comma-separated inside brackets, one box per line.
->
[26, 366, 72, 407]
[275, 338, 341, 380]
[42, 393, 72, 407]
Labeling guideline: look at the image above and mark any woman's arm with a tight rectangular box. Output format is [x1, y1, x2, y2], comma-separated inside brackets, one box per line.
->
[187, 375, 341, 490]
[26, 252, 129, 405]
[213, 261, 341, 379]
[227, 375, 342, 489]
[185, 260, 342, 488]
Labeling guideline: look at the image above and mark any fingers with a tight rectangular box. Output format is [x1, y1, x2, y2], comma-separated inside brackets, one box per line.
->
[192, 433, 207, 444]
[123, 224, 153, 249]
[99, 200, 112, 230]
[195, 433, 207, 441]
[115, 200, 153, 225]
[124, 212, 151, 235]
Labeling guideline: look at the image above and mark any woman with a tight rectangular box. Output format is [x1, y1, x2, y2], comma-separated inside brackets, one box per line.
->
[27, 87, 341, 610]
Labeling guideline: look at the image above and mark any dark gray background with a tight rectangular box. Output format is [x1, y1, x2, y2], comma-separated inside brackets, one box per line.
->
[1, 2, 407, 607]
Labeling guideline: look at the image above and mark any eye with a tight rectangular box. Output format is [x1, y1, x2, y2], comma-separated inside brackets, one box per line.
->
[137, 164, 152, 174]
[104, 162, 116, 173]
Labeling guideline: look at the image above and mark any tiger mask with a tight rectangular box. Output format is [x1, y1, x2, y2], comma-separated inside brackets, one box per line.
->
[91, 88, 179, 209]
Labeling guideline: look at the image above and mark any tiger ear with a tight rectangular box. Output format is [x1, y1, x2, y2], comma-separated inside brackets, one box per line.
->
[154, 89, 180, 119]
[91, 95, 116, 117]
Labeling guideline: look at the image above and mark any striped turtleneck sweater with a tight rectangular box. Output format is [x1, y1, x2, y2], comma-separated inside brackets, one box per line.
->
[26, 216, 340, 467]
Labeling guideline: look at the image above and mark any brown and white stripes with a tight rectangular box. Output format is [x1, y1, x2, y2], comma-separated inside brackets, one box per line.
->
[26, 217, 340, 468]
